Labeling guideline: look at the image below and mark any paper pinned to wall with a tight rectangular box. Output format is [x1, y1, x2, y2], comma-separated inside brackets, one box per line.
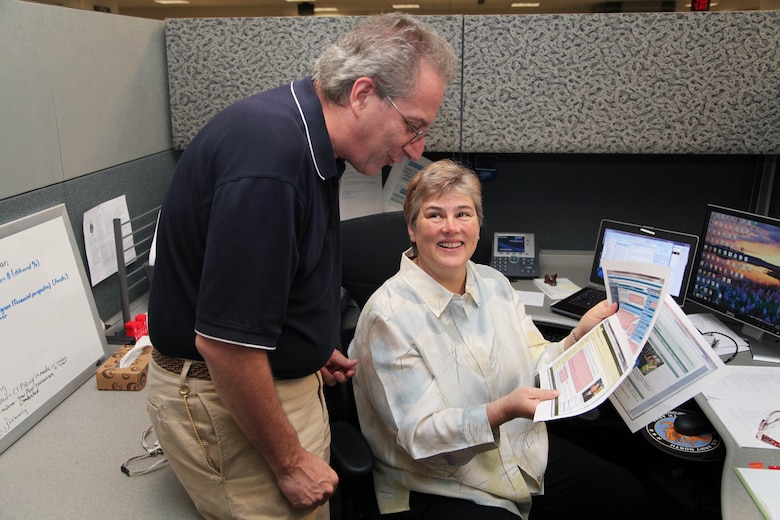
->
[83, 195, 136, 286]
[339, 162, 383, 221]
[382, 156, 432, 212]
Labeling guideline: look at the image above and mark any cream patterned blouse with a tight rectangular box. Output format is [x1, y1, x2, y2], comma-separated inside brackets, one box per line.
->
[349, 249, 565, 518]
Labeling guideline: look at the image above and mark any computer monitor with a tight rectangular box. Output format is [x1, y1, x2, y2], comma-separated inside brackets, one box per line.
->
[688, 204, 780, 362]
[591, 219, 699, 305]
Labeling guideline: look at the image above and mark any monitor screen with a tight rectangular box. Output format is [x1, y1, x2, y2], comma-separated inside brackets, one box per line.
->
[590, 219, 699, 305]
[688, 205, 780, 340]
[496, 234, 527, 254]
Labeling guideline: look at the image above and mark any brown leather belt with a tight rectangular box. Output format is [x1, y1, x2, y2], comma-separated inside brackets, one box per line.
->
[152, 348, 211, 379]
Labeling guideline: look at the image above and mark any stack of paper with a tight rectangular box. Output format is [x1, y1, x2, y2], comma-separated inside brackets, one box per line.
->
[702, 366, 780, 449]
[532, 277, 580, 300]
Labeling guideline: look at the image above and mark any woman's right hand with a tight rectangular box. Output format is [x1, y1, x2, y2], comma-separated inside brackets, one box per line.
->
[487, 386, 560, 427]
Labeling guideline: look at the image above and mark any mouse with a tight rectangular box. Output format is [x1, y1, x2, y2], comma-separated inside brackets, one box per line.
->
[673, 413, 712, 436]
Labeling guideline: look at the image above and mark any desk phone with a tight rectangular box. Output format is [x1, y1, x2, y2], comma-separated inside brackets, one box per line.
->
[490, 232, 539, 279]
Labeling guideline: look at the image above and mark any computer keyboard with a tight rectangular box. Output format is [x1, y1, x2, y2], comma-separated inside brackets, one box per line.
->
[534, 322, 571, 342]
[570, 288, 607, 307]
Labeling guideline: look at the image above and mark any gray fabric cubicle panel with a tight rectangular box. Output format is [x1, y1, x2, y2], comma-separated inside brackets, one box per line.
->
[165, 15, 463, 153]
[1, 1, 171, 201]
[461, 12, 780, 154]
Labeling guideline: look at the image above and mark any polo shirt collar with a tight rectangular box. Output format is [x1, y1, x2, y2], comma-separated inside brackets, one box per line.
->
[289, 77, 342, 181]
[399, 248, 481, 318]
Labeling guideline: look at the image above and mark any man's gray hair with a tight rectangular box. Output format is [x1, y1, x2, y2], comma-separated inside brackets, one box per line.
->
[312, 13, 458, 105]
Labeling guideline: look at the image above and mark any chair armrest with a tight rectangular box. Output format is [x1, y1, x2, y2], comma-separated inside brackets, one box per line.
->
[330, 420, 374, 476]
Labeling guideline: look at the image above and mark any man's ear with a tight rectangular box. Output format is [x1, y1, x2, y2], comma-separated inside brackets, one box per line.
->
[349, 76, 377, 112]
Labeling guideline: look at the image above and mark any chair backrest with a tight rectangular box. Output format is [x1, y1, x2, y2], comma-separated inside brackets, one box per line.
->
[341, 211, 410, 308]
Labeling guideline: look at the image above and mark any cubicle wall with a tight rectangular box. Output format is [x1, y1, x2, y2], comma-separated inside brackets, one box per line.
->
[164, 15, 464, 152]
[165, 12, 778, 249]
[166, 12, 779, 156]
[0, 1, 175, 322]
[439, 152, 769, 250]
[461, 12, 780, 154]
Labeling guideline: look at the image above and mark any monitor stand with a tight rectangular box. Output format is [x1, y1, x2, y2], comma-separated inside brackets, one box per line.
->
[743, 325, 780, 364]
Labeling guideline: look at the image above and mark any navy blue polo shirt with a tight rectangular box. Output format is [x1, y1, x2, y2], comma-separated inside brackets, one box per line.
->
[148, 78, 343, 379]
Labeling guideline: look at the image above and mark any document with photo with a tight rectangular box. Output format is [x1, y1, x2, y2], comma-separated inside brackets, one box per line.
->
[609, 294, 726, 432]
[534, 260, 669, 422]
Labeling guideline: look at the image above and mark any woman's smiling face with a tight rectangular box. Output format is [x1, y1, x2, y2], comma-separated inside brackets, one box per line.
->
[408, 190, 480, 293]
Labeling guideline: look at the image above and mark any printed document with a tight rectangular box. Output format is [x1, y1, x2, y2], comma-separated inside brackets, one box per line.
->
[339, 162, 383, 220]
[535, 260, 669, 421]
[609, 295, 726, 432]
[702, 366, 780, 449]
[83, 195, 136, 286]
[535, 260, 726, 431]
[382, 156, 431, 212]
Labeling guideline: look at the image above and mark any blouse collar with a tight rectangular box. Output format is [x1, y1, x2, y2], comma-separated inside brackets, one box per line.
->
[399, 248, 481, 318]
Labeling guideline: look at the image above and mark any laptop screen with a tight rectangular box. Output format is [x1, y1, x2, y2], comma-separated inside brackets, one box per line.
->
[589, 220, 699, 305]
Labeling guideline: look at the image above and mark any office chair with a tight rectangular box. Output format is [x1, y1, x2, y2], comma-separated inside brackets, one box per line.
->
[329, 212, 413, 520]
[327, 288, 380, 520]
[340, 211, 410, 308]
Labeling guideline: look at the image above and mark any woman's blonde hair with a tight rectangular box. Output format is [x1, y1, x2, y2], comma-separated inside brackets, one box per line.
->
[403, 159, 484, 232]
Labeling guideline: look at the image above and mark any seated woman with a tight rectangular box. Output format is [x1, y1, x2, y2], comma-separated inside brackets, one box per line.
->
[348, 160, 645, 519]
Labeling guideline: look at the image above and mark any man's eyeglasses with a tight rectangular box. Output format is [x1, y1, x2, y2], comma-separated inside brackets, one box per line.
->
[386, 96, 430, 145]
[756, 410, 780, 448]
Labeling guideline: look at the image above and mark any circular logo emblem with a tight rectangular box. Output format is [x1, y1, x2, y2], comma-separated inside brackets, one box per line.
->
[642, 410, 724, 461]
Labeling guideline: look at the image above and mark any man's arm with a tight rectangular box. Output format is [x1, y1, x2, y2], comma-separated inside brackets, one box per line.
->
[195, 334, 338, 510]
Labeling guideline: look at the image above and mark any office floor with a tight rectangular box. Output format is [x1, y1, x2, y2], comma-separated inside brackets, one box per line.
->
[547, 401, 723, 520]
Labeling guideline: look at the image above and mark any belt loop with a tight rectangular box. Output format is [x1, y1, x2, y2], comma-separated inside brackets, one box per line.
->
[179, 359, 193, 388]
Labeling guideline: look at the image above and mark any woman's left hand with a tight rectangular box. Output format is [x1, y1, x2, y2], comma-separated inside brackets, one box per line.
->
[573, 299, 618, 339]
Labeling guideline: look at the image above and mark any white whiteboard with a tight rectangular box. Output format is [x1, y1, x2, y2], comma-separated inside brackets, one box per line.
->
[0, 204, 109, 454]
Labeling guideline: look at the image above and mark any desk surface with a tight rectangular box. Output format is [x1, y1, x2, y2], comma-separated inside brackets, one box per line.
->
[0, 378, 200, 519]
[1, 250, 778, 519]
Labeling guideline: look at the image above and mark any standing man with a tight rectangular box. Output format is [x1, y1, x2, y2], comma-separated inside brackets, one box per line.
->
[146, 13, 458, 520]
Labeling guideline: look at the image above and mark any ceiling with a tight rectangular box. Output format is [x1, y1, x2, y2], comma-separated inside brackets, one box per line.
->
[106, 0, 769, 19]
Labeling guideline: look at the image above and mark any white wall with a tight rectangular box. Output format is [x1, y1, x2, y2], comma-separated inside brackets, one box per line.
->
[0, 0, 171, 200]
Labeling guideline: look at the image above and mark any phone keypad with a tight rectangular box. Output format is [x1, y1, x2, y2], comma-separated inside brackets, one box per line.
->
[492, 256, 538, 276]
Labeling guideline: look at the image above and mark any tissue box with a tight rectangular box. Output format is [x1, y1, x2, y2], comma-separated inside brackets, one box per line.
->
[95, 344, 152, 391]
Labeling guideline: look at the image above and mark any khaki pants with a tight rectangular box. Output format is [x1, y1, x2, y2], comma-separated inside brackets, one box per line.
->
[147, 358, 331, 520]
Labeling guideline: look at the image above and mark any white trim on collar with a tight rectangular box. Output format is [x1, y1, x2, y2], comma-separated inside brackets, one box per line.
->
[289, 80, 325, 181]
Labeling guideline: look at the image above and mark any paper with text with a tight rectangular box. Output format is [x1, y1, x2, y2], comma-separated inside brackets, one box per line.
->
[339, 162, 383, 221]
[534, 260, 669, 422]
[83, 195, 136, 286]
[382, 156, 432, 212]
[609, 295, 726, 432]
[702, 366, 780, 449]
